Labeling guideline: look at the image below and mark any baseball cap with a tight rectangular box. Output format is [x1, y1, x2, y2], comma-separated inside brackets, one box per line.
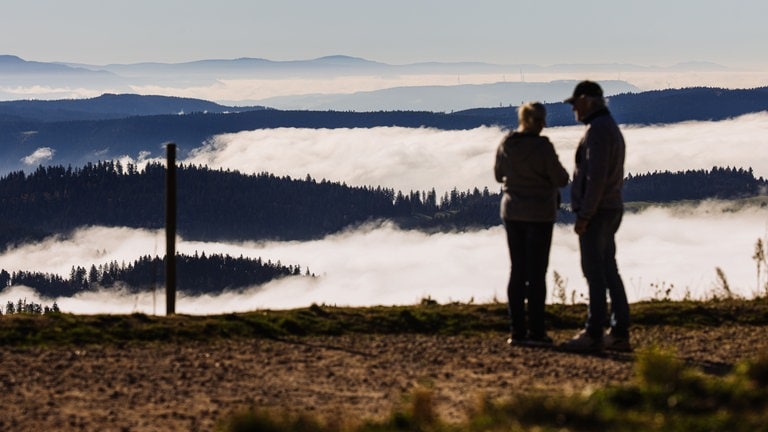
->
[564, 80, 603, 104]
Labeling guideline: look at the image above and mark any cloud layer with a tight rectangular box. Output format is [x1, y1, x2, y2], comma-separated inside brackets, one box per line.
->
[184, 113, 768, 197]
[5, 69, 765, 105]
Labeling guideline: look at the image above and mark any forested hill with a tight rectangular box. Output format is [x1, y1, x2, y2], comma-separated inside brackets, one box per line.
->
[2, 252, 310, 299]
[3, 87, 767, 126]
[455, 86, 768, 127]
[0, 162, 764, 248]
[1, 86, 767, 173]
[0, 93, 266, 122]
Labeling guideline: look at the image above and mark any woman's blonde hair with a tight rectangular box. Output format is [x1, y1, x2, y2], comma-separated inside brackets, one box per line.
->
[517, 101, 546, 132]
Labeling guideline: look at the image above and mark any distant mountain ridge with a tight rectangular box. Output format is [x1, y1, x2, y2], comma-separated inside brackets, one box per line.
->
[457, 86, 768, 126]
[0, 54, 743, 111]
[76, 55, 731, 76]
[0, 55, 120, 88]
[0, 54, 112, 75]
[254, 80, 638, 112]
[91, 55, 393, 76]
[1, 52, 731, 87]
[0, 86, 766, 173]
[0, 93, 266, 122]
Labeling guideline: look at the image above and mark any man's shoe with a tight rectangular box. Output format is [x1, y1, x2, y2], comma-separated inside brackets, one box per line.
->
[524, 334, 554, 347]
[604, 331, 632, 352]
[559, 330, 603, 353]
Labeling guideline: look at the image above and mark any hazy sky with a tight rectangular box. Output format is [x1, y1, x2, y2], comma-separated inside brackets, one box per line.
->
[2, 0, 767, 68]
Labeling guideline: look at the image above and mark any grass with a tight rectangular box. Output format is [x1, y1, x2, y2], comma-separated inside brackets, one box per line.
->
[4, 298, 768, 431]
[1, 297, 768, 346]
[216, 347, 768, 432]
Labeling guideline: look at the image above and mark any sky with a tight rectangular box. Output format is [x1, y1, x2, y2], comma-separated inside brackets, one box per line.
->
[1, 0, 767, 68]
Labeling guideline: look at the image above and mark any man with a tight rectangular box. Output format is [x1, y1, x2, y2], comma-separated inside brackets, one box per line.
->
[560, 81, 631, 353]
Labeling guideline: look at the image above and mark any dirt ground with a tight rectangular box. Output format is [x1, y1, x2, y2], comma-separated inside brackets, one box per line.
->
[2, 325, 766, 431]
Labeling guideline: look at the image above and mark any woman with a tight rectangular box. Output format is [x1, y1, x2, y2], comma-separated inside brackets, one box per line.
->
[494, 101, 569, 347]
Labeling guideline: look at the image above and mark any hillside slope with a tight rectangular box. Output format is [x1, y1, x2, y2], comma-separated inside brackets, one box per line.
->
[1, 87, 766, 172]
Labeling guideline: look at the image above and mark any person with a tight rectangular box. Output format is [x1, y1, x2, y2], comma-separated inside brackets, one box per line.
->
[494, 101, 569, 347]
[559, 81, 632, 353]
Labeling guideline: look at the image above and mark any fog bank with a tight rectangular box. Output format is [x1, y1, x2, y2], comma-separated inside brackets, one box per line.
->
[184, 113, 768, 197]
[3, 67, 766, 104]
[128, 70, 768, 105]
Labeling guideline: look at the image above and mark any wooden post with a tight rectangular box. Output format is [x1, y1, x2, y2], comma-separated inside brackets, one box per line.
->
[165, 143, 177, 315]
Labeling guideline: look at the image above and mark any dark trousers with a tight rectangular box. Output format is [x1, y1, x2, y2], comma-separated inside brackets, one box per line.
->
[504, 220, 554, 338]
[579, 209, 630, 339]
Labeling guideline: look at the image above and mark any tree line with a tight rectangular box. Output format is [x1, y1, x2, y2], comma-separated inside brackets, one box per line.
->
[2, 298, 60, 315]
[622, 166, 764, 202]
[1, 252, 311, 299]
[0, 163, 763, 299]
[0, 161, 502, 245]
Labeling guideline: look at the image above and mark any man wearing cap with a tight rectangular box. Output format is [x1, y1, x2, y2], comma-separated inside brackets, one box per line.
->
[560, 80, 631, 353]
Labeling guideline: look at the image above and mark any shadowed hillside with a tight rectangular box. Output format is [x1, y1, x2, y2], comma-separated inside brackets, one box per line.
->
[0, 87, 767, 171]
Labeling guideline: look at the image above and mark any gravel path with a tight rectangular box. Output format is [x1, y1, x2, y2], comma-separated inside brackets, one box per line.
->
[2, 325, 766, 431]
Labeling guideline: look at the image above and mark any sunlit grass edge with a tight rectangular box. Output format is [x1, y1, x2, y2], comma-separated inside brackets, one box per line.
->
[0, 297, 766, 346]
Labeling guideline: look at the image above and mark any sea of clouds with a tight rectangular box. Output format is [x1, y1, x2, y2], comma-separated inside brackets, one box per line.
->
[185, 112, 768, 196]
[2, 113, 767, 314]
